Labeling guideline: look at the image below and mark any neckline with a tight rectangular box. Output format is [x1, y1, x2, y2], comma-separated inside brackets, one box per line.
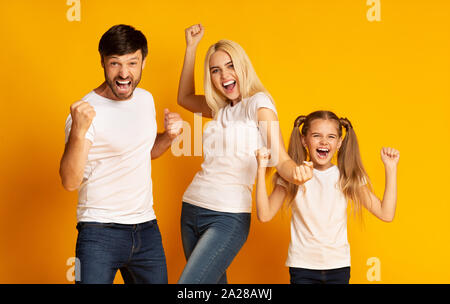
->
[92, 89, 136, 105]
[226, 99, 243, 109]
[313, 165, 338, 175]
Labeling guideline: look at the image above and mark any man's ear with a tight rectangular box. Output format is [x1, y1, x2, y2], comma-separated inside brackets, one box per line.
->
[142, 58, 146, 69]
[101, 56, 105, 69]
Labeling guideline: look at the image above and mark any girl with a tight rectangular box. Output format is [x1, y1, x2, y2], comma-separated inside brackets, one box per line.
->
[255, 110, 400, 284]
[176, 24, 312, 284]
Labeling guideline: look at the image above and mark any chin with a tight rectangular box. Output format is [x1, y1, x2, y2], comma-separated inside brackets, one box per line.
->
[114, 92, 132, 100]
[113, 86, 135, 100]
[311, 158, 333, 168]
[226, 94, 241, 103]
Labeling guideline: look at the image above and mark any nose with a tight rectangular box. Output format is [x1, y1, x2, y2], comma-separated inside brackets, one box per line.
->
[118, 66, 130, 79]
[218, 71, 225, 81]
[220, 69, 232, 80]
[319, 137, 328, 144]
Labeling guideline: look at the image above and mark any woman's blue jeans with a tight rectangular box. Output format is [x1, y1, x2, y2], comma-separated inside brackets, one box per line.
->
[178, 202, 251, 284]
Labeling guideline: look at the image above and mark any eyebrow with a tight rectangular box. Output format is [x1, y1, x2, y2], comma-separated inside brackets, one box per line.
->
[109, 56, 139, 61]
[311, 132, 338, 136]
[209, 61, 233, 70]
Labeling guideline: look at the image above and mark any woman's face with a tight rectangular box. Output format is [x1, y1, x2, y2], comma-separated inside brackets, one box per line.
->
[301, 119, 343, 170]
[209, 50, 241, 104]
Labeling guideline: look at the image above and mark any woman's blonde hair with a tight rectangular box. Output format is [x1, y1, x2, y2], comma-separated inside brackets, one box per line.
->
[203, 39, 271, 117]
[274, 111, 372, 219]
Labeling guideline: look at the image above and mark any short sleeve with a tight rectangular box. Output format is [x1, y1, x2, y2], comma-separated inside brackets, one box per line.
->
[144, 90, 156, 118]
[247, 92, 277, 123]
[64, 114, 95, 144]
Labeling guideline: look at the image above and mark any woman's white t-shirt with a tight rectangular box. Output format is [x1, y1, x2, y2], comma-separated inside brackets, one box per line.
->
[182, 92, 277, 213]
[278, 165, 351, 270]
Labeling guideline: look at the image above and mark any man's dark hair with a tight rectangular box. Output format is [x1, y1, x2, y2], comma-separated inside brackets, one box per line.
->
[98, 24, 148, 60]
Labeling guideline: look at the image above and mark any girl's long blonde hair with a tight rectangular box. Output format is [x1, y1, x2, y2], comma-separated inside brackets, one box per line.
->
[203, 40, 272, 117]
[274, 110, 372, 218]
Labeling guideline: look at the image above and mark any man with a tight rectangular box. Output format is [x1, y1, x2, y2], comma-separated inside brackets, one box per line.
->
[59, 24, 182, 284]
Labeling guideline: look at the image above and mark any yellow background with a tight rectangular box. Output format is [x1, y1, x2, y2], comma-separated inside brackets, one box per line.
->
[0, 0, 449, 283]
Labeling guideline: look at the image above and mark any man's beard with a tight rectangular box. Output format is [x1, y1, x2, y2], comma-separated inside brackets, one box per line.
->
[105, 72, 141, 101]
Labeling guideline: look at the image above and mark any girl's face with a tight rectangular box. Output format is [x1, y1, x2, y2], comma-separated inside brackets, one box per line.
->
[209, 50, 241, 105]
[301, 118, 343, 171]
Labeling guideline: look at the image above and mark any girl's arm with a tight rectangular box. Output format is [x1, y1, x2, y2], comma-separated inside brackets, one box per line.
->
[255, 148, 288, 222]
[257, 108, 313, 185]
[177, 24, 213, 118]
[362, 147, 400, 222]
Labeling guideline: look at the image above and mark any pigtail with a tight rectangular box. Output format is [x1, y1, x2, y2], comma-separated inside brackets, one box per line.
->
[337, 118, 372, 219]
[272, 115, 308, 206]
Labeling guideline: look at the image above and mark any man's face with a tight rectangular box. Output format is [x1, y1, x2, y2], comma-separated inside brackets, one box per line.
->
[101, 49, 145, 101]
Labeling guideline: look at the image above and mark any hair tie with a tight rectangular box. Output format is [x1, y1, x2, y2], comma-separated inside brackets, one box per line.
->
[294, 115, 306, 128]
[340, 117, 353, 130]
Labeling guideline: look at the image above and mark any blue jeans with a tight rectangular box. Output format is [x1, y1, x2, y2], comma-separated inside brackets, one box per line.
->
[289, 267, 351, 284]
[75, 220, 168, 284]
[178, 202, 251, 284]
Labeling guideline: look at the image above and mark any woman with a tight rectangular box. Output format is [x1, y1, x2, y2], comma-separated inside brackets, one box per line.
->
[177, 24, 311, 284]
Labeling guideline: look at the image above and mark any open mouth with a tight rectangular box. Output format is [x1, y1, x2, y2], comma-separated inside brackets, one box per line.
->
[316, 148, 330, 159]
[115, 80, 132, 93]
[222, 80, 236, 93]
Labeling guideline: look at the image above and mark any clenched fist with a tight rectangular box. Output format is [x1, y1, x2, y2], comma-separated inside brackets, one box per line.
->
[381, 147, 400, 169]
[255, 147, 271, 168]
[292, 161, 314, 185]
[70, 100, 96, 136]
[185, 24, 204, 48]
[164, 108, 183, 140]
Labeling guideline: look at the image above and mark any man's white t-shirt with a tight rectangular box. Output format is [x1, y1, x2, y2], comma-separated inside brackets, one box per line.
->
[64, 88, 157, 224]
[182, 92, 277, 213]
[278, 165, 351, 270]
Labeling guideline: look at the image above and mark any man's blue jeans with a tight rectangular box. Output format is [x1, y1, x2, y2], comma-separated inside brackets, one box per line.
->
[75, 219, 168, 284]
[178, 202, 251, 284]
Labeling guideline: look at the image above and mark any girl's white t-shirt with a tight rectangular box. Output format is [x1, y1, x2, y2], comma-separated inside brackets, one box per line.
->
[182, 92, 277, 213]
[278, 165, 351, 270]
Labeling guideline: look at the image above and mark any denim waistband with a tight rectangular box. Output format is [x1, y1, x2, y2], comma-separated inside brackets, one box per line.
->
[76, 219, 157, 231]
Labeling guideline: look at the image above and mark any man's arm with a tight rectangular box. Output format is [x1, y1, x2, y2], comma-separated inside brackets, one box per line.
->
[151, 109, 182, 159]
[151, 132, 173, 160]
[59, 101, 96, 191]
[60, 136, 92, 191]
